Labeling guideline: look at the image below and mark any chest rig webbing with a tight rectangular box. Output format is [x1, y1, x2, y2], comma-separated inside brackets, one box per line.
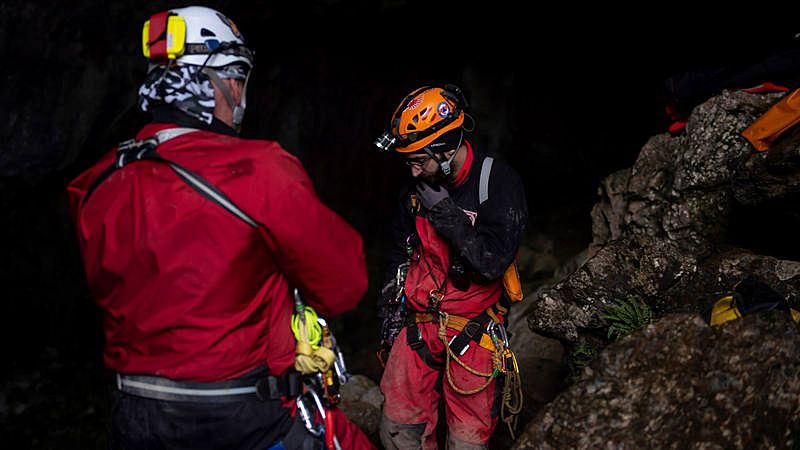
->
[83, 128, 259, 228]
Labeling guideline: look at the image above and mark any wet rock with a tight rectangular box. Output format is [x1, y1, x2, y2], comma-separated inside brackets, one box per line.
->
[514, 313, 800, 449]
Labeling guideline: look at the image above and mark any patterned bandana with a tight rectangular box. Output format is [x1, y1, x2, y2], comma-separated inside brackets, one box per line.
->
[138, 64, 248, 125]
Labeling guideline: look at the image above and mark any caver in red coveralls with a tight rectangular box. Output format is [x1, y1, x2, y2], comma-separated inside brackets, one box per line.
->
[379, 141, 528, 449]
[67, 111, 376, 449]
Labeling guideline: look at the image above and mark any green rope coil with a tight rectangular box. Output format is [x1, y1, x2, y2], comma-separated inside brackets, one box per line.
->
[291, 306, 322, 348]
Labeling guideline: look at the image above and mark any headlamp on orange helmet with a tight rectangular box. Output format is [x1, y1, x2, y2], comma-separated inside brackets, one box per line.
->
[374, 85, 468, 155]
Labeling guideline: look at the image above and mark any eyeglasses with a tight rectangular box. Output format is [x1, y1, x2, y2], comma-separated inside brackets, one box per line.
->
[404, 155, 431, 167]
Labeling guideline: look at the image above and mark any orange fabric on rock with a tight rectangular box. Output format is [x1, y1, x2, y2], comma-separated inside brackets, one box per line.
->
[742, 88, 800, 152]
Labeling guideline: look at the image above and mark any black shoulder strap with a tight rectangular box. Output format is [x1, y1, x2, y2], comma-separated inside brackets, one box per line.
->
[82, 129, 258, 229]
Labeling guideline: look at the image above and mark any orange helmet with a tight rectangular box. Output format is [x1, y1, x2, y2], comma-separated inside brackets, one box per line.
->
[375, 85, 466, 153]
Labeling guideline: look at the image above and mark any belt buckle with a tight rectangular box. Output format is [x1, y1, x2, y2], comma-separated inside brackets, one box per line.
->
[463, 321, 482, 340]
[407, 325, 424, 350]
[255, 377, 280, 401]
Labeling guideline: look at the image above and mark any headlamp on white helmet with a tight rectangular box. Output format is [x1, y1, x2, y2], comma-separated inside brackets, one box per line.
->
[141, 6, 254, 129]
[142, 6, 253, 70]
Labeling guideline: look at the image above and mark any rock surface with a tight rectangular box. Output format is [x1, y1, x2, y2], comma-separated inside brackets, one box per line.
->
[530, 91, 800, 349]
[514, 313, 800, 449]
[339, 374, 383, 437]
[520, 90, 800, 447]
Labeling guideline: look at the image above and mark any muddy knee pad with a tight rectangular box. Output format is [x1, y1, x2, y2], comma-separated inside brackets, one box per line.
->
[379, 414, 425, 450]
[447, 433, 489, 450]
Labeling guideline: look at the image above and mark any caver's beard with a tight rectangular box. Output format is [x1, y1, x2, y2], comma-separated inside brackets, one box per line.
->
[419, 168, 445, 185]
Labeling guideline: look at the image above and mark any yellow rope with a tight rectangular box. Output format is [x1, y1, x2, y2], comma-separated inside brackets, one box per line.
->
[292, 305, 336, 375]
[438, 313, 497, 395]
[436, 310, 525, 436]
[291, 307, 322, 347]
[500, 350, 523, 439]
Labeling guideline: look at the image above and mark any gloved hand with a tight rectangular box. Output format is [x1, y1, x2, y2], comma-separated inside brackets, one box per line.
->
[415, 181, 450, 210]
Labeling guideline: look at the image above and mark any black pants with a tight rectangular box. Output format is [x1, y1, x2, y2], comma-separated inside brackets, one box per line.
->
[109, 391, 321, 450]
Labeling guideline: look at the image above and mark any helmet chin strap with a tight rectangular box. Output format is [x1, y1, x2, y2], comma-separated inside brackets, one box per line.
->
[426, 130, 464, 181]
[202, 68, 250, 130]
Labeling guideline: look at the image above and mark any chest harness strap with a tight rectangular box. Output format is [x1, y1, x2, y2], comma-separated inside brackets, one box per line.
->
[83, 128, 258, 228]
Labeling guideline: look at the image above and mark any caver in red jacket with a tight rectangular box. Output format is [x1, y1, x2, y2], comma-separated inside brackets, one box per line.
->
[379, 141, 528, 449]
[68, 119, 378, 449]
[68, 122, 368, 382]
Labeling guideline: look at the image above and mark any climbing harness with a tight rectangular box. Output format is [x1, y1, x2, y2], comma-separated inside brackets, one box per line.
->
[403, 301, 523, 438]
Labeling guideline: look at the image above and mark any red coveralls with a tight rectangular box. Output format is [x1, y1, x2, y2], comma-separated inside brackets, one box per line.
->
[380, 142, 528, 449]
[68, 123, 375, 449]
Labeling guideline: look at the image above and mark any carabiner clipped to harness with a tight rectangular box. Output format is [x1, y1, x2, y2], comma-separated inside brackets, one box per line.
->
[296, 394, 324, 438]
[297, 380, 343, 450]
[315, 315, 350, 384]
[488, 321, 509, 349]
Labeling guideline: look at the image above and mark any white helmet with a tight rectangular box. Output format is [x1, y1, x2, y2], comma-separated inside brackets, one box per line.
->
[141, 6, 254, 128]
[142, 6, 253, 70]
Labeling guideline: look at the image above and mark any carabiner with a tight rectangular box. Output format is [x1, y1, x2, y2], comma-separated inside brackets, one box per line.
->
[486, 322, 501, 349]
[296, 395, 323, 437]
[496, 323, 510, 348]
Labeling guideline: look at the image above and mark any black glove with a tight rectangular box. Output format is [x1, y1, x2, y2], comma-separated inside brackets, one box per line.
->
[415, 181, 450, 210]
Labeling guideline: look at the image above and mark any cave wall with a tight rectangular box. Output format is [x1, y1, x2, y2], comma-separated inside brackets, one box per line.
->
[3, 0, 799, 411]
[7, 1, 800, 448]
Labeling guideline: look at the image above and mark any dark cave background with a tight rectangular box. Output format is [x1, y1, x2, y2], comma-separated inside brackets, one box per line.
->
[2, 1, 799, 447]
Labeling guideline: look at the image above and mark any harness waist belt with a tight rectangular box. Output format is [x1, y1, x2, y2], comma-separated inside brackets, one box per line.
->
[411, 312, 497, 352]
[117, 369, 302, 403]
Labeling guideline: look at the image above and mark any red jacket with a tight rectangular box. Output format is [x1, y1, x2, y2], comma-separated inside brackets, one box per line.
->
[67, 123, 367, 382]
